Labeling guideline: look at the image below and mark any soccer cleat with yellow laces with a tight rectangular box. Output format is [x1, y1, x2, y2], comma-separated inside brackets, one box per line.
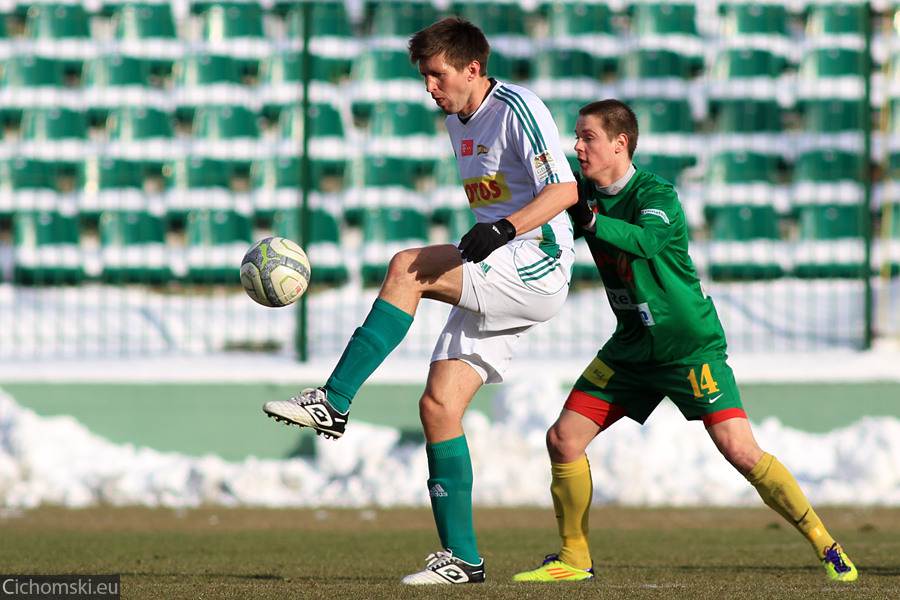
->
[823, 543, 858, 582]
[512, 554, 594, 582]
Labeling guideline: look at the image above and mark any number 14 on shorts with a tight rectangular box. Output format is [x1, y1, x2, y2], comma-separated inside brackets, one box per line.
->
[687, 364, 720, 399]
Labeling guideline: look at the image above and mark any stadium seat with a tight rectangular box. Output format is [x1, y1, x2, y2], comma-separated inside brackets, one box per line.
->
[450, 2, 529, 37]
[703, 204, 787, 280]
[720, 3, 791, 37]
[103, 106, 183, 167]
[108, 3, 183, 70]
[545, 98, 584, 142]
[616, 48, 698, 100]
[349, 47, 424, 120]
[368, 0, 441, 38]
[796, 47, 868, 102]
[365, 101, 443, 158]
[342, 155, 432, 226]
[274, 102, 350, 163]
[170, 54, 254, 121]
[257, 50, 351, 119]
[805, 3, 869, 36]
[283, 1, 355, 38]
[793, 203, 868, 278]
[270, 208, 349, 286]
[251, 154, 346, 221]
[23, 3, 94, 66]
[98, 209, 174, 285]
[705, 47, 790, 103]
[360, 206, 430, 286]
[77, 157, 150, 222]
[189, 104, 266, 171]
[627, 2, 704, 58]
[792, 148, 866, 206]
[546, 2, 615, 36]
[443, 206, 477, 244]
[18, 106, 92, 165]
[163, 157, 246, 227]
[12, 209, 86, 285]
[626, 97, 697, 157]
[630, 2, 698, 36]
[528, 48, 608, 100]
[80, 55, 169, 123]
[199, 2, 271, 62]
[182, 208, 254, 285]
[0, 158, 68, 222]
[632, 153, 696, 186]
[0, 56, 78, 121]
[706, 98, 789, 154]
[799, 98, 868, 133]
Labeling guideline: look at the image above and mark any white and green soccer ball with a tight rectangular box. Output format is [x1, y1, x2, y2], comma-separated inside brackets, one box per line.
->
[240, 236, 311, 307]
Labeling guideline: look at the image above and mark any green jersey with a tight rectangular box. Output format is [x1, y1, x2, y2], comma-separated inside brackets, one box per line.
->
[580, 168, 727, 365]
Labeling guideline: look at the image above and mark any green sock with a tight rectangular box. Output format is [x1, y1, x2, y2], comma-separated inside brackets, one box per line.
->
[426, 435, 480, 565]
[324, 298, 413, 412]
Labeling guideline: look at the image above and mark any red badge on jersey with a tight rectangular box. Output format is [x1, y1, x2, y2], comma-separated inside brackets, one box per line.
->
[461, 139, 474, 156]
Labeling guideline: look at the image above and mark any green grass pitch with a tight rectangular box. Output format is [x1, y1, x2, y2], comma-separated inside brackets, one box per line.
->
[1, 506, 898, 599]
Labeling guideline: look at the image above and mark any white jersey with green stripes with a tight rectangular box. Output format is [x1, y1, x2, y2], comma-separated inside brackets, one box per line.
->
[444, 79, 575, 255]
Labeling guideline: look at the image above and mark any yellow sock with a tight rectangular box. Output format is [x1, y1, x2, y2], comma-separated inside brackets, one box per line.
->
[746, 453, 836, 560]
[551, 456, 593, 570]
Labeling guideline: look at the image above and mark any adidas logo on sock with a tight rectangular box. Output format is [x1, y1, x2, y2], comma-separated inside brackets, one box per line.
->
[429, 484, 448, 498]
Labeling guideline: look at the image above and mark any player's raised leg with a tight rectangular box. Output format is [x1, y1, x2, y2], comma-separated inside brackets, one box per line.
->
[263, 245, 463, 438]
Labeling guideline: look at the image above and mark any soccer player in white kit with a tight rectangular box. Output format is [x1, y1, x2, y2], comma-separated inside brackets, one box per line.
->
[263, 17, 576, 584]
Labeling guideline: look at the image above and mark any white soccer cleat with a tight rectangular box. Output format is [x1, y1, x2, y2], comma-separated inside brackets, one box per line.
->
[262, 387, 348, 439]
[400, 550, 485, 585]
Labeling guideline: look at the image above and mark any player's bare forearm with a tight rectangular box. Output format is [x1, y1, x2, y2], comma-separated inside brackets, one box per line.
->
[505, 181, 577, 234]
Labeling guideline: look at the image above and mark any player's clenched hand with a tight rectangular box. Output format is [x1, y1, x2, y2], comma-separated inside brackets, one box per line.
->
[459, 219, 516, 263]
[566, 172, 596, 236]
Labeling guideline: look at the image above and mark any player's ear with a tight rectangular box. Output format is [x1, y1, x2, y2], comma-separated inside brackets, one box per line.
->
[467, 60, 481, 80]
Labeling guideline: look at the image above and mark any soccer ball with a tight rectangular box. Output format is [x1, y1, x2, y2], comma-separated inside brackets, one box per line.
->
[240, 237, 311, 307]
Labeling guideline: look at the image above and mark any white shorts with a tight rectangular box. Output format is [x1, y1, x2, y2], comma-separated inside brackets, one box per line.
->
[430, 239, 573, 384]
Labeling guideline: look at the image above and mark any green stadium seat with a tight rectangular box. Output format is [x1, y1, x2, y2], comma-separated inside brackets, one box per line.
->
[450, 2, 529, 37]
[368, 1, 441, 38]
[630, 2, 698, 36]
[342, 155, 433, 226]
[546, 2, 615, 36]
[545, 98, 583, 142]
[22, 3, 93, 70]
[183, 208, 254, 285]
[792, 203, 868, 278]
[81, 55, 169, 124]
[616, 48, 698, 100]
[799, 98, 868, 133]
[703, 204, 787, 281]
[283, 2, 355, 38]
[109, 3, 182, 72]
[427, 153, 466, 225]
[98, 209, 174, 285]
[0, 56, 77, 123]
[190, 104, 265, 171]
[706, 47, 790, 103]
[0, 158, 68, 222]
[360, 206, 429, 286]
[796, 47, 868, 101]
[277, 103, 345, 140]
[632, 153, 696, 186]
[18, 107, 90, 166]
[720, 3, 791, 37]
[709, 98, 783, 134]
[163, 157, 244, 226]
[270, 208, 349, 286]
[367, 101, 439, 140]
[251, 154, 346, 221]
[111, 2, 177, 39]
[12, 209, 86, 285]
[528, 48, 607, 100]
[170, 54, 254, 121]
[104, 106, 181, 169]
[792, 148, 866, 206]
[444, 207, 476, 244]
[629, 97, 693, 134]
[76, 157, 153, 222]
[805, 3, 869, 36]
[349, 48, 424, 120]
[257, 50, 352, 119]
[201, 2, 265, 40]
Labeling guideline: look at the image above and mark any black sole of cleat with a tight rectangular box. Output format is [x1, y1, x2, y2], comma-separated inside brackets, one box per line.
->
[265, 413, 341, 440]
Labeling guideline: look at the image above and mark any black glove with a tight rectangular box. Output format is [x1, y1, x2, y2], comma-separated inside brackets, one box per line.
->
[567, 172, 596, 236]
[459, 218, 516, 263]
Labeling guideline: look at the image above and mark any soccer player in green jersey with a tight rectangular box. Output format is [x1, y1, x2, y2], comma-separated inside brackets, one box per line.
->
[512, 99, 858, 584]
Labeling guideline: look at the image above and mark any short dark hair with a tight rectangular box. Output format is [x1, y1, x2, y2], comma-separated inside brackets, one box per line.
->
[408, 17, 490, 76]
[579, 99, 639, 158]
